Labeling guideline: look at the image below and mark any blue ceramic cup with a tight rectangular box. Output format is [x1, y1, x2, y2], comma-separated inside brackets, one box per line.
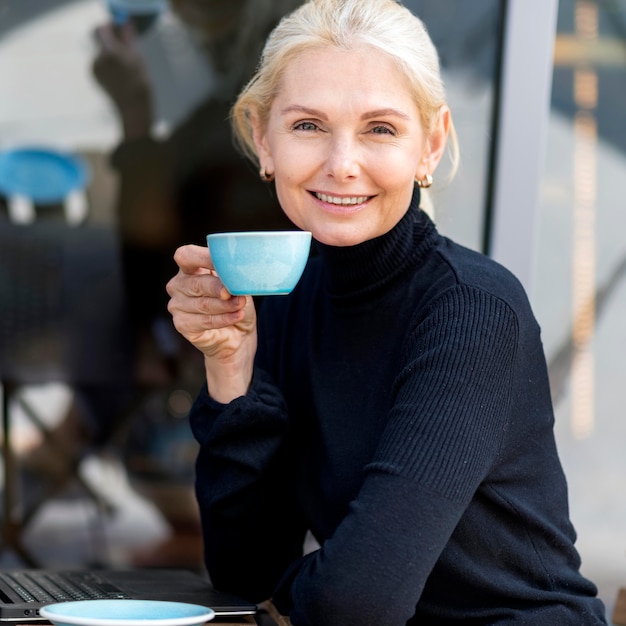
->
[106, 0, 167, 34]
[207, 231, 312, 296]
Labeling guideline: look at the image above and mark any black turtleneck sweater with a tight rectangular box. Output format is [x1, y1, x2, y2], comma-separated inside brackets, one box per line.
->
[189, 191, 606, 625]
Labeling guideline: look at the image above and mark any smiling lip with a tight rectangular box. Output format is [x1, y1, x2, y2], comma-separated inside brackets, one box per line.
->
[311, 191, 372, 212]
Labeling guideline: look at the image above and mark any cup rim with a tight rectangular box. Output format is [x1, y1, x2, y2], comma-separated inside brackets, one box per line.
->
[108, 0, 167, 15]
[207, 230, 311, 239]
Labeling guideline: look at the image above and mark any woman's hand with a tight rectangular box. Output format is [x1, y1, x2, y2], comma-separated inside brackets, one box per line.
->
[167, 244, 258, 403]
[92, 22, 153, 139]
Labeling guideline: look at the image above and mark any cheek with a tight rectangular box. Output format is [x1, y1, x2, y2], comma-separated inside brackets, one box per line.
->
[274, 143, 317, 177]
[273, 149, 317, 204]
[367, 142, 423, 178]
[273, 179, 308, 230]
[374, 158, 419, 193]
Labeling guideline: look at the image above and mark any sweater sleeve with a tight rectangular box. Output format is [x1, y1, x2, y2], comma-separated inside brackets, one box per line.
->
[190, 369, 308, 603]
[278, 286, 519, 625]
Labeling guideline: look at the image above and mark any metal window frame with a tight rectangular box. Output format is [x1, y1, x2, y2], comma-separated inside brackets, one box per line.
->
[486, 0, 559, 298]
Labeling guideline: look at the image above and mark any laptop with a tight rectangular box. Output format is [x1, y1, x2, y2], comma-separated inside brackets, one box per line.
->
[0, 569, 257, 622]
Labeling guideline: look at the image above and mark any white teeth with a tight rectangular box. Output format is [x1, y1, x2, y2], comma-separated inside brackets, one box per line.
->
[316, 192, 369, 206]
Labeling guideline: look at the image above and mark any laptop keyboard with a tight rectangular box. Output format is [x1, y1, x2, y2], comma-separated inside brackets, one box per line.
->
[0, 572, 131, 603]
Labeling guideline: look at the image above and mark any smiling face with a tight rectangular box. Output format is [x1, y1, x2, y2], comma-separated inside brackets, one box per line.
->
[252, 44, 449, 247]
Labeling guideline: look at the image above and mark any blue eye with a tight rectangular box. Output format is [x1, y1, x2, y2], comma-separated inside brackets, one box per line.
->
[294, 121, 319, 131]
[371, 125, 394, 135]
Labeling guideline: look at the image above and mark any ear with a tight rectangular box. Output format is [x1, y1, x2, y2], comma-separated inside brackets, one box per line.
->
[250, 110, 275, 175]
[416, 105, 450, 180]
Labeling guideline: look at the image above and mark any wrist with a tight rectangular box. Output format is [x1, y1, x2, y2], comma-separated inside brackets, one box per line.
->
[204, 354, 254, 404]
[118, 94, 154, 140]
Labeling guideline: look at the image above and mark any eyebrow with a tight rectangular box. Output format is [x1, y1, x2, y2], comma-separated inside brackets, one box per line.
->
[280, 105, 411, 121]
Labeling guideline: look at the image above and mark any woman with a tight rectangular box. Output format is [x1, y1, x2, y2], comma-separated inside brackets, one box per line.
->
[166, 0, 607, 623]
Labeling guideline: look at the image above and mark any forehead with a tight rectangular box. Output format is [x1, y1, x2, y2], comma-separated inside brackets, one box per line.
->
[273, 44, 416, 112]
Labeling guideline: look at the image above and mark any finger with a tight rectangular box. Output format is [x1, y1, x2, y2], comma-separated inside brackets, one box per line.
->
[168, 296, 246, 339]
[117, 20, 137, 44]
[167, 272, 244, 311]
[93, 24, 117, 50]
[171, 309, 246, 336]
[168, 270, 247, 313]
[172, 244, 216, 274]
[188, 290, 247, 315]
[187, 273, 239, 301]
[94, 21, 136, 52]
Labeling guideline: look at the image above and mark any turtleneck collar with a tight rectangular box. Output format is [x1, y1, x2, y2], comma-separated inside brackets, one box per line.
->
[313, 187, 439, 302]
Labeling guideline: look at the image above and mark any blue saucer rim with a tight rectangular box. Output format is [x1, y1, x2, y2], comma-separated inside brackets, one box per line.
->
[39, 599, 215, 626]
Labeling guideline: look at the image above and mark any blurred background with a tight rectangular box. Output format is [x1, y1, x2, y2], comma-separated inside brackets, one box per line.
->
[0, 0, 625, 622]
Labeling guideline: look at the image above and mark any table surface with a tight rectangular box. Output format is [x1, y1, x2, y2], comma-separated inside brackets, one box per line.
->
[14, 602, 292, 626]
[183, 600, 292, 625]
[257, 601, 292, 625]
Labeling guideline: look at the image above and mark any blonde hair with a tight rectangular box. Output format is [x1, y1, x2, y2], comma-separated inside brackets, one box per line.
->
[231, 0, 459, 179]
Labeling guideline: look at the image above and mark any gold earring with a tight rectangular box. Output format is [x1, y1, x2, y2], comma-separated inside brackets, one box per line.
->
[416, 174, 433, 189]
[260, 167, 275, 182]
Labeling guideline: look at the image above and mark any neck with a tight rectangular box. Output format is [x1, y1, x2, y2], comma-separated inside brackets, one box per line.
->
[314, 188, 437, 301]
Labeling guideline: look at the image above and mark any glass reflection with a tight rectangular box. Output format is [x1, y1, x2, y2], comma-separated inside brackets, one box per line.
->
[538, 0, 626, 619]
[0, 0, 507, 570]
[404, 0, 504, 251]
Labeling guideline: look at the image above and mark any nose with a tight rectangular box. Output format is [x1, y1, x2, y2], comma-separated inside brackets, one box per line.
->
[324, 134, 360, 180]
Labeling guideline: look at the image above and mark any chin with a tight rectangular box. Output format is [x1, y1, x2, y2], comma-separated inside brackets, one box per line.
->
[312, 230, 369, 247]
[311, 221, 385, 247]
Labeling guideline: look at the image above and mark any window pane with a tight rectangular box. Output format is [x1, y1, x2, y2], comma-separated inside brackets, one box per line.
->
[537, 0, 626, 618]
[404, 0, 505, 251]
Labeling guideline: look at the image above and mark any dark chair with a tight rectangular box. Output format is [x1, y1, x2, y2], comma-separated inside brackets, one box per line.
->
[0, 217, 129, 564]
